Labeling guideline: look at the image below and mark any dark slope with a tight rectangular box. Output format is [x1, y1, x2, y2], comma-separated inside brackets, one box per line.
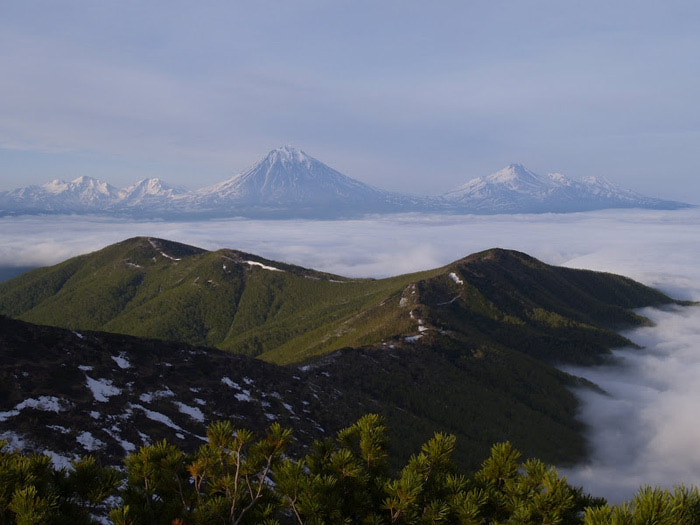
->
[0, 315, 586, 471]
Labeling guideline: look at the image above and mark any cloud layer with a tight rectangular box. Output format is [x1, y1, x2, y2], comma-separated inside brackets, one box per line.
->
[1, 208, 700, 501]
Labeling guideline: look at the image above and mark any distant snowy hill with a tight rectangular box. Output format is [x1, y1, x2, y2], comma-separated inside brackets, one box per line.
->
[0, 176, 182, 215]
[118, 178, 188, 208]
[0, 150, 691, 218]
[0, 176, 121, 214]
[441, 164, 690, 213]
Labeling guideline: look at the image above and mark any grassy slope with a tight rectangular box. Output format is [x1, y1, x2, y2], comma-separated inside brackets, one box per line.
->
[417, 248, 674, 365]
[0, 238, 440, 362]
[0, 239, 675, 367]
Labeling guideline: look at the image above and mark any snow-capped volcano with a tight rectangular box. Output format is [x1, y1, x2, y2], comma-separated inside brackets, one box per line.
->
[194, 145, 388, 204]
[442, 164, 688, 213]
[446, 164, 561, 200]
[185, 145, 414, 217]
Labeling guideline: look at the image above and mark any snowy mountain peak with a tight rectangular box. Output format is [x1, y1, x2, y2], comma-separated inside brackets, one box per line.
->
[71, 175, 95, 185]
[116, 178, 188, 208]
[43, 179, 70, 194]
[492, 163, 529, 177]
[444, 164, 554, 201]
[123, 178, 177, 195]
[487, 164, 545, 186]
[187, 146, 406, 215]
[269, 145, 310, 164]
[44, 176, 119, 199]
[547, 172, 568, 183]
[250, 146, 317, 177]
[239, 146, 329, 186]
[443, 164, 690, 213]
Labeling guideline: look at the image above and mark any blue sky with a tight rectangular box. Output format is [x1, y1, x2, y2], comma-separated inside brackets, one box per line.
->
[1, 1, 699, 202]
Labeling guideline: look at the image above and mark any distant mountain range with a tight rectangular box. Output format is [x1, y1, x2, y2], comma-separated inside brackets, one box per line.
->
[442, 164, 689, 213]
[0, 238, 683, 470]
[0, 146, 691, 218]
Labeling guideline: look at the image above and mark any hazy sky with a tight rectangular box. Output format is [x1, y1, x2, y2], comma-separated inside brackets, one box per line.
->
[1, 1, 699, 202]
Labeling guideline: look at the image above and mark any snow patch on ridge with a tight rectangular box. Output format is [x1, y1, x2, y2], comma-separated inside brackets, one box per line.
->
[0, 396, 68, 421]
[175, 402, 205, 422]
[246, 260, 283, 272]
[221, 377, 240, 389]
[76, 431, 105, 451]
[133, 404, 186, 433]
[85, 376, 121, 402]
[112, 353, 131, 369]
[148, 238, 181, 261]
[235, 390, 253, 402]
[139, 388, 175, 403]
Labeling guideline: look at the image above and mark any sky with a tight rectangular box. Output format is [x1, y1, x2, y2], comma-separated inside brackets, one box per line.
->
[1, 1, 699, 202]
[2, 208, 700, 502]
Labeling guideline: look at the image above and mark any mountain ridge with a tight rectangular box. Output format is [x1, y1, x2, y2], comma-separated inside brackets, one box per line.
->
[0, 237, 678, 366]
[0, 147, 690, 218]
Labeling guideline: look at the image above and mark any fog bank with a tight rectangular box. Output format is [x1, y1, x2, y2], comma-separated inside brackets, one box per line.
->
[1, 208, 700, 501]
[560, 303, 700, 502]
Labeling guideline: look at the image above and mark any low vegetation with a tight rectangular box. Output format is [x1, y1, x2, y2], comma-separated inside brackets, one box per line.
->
[2, 415, 699, 524]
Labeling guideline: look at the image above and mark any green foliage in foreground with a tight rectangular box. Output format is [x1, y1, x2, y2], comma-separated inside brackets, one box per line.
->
[2, 416, 700, 524]
[0, 441, 121, 524]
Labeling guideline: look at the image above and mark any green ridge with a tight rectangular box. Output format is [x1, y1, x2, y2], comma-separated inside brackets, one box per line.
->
[0, 238, 676, 367]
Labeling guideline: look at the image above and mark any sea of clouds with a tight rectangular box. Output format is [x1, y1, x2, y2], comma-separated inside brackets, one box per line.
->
[2, 207, 700, 501]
